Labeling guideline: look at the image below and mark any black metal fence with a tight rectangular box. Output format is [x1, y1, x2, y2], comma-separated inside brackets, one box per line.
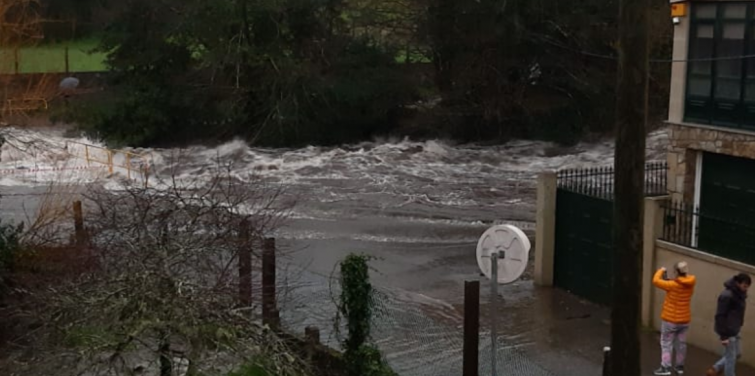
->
[660, 201, 698, 249]
[660, 201, 755, 266]
[557, 162, 668, 200]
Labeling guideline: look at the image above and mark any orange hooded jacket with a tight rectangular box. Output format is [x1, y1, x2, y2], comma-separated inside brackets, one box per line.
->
[653, 268, 696, 324]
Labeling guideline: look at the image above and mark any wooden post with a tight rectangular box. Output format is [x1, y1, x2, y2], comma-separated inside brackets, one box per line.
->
[262, 238, 278, 327]
[611, 0, 649, 373]
[65, 46, 70, 74]
[107, 151, 113, 174]
[269, 308, 280, 330]
[305, 326, 321, 359]
[463, 280, 479, 376]
[73, 200, 85, 246]
[143, 159, 151, 188]
[126, 154, 131, 180]
[238, 220, 252, 307]
[305, 326, 320, 345]
[14, 48, 19, 74]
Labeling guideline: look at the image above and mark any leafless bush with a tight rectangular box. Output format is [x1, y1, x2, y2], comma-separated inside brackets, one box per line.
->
[9, 159, 307, 376]
[0, 125, 72, 164]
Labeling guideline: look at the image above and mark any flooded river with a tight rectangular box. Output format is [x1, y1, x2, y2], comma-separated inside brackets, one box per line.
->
[0, 126, 669, 375]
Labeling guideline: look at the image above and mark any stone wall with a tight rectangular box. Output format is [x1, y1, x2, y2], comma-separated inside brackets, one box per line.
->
[666, 123, 755, 202]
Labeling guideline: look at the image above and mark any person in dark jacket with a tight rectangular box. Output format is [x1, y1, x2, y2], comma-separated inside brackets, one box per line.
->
[707, 273, 750, 376]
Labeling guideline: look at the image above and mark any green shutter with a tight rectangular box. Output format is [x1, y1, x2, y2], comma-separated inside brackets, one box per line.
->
[699, 152, 755, 264]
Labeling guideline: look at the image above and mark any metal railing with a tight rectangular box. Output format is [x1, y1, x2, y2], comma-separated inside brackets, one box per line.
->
[65, 140, 152, 183]
[1, 97, 49, 117]
[557, 162, 668, 200]
[660, 201, 755, 266]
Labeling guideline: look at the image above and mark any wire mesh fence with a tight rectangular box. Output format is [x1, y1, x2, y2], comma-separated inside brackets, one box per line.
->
[277, 264, 555, 376]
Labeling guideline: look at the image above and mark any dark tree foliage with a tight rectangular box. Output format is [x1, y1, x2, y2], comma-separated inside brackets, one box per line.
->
[72, 0, 416, 147]
[423, 0, 671, 144]
[38, 0, 110, 38]
[56, 0, 672, 147]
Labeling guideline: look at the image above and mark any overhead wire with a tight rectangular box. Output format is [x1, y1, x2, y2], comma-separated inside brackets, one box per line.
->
[533, 33, 755, 63]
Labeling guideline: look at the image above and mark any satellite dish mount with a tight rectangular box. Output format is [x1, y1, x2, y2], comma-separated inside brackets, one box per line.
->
[475, 224, 531, 376]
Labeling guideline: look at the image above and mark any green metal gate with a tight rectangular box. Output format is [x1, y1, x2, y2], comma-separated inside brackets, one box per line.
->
[699, 152, 755, 265]
[553, 163, 667, 306]
[554, 189, 613, 305]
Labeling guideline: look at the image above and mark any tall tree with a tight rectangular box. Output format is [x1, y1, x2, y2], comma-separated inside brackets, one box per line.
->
[422, 0, 671, 144]
[73, 0, 414, 147]
[611, 0, 649, 374]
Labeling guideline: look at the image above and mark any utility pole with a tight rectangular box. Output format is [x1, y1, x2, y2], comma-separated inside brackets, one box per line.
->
[611, 0, 649, 374]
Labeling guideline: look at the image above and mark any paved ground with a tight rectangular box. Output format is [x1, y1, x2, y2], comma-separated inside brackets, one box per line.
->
[2, 187, 753, 376]
[524, 286, 755, 376]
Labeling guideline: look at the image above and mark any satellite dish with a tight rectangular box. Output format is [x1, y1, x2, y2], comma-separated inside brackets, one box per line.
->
[476, 224, 531, 284]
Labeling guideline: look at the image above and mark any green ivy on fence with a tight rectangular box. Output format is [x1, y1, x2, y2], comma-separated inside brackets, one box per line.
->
[337, 254, 396, 376]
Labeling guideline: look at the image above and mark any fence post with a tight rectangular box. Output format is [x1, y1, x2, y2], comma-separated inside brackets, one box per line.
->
[535, 171, 557, 286]
[262, 237, 278, 328]
[305, 326, 321, 360]
[305, 326, 320, 345]
[602, 346, 611, 376]
[463, 280, 479, 376]
[143, 157, 151, 188]
[73, 200, 85, 246]
[238, 219, 252, 308]
[14, 48, 19, 74]
[126, 154, 131, 180]
[65, 46, 70, 74]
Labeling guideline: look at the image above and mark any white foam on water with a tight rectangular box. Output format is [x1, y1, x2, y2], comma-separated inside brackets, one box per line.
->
[0, 126, 670, 190]
[274, 228, 480, 244]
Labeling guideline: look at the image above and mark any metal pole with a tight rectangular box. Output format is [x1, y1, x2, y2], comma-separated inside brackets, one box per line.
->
[463, 280, 480, 376]
[490, 252, 498, 376]
[238, 219, 252, 307]
[262, 238, 278, 328]
[602, 346, 612, 376]
[73, 200, 85, 247]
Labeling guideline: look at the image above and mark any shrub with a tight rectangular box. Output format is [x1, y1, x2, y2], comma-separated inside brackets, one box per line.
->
[338, 254, 396, 376]
[0, 220, 23, 274]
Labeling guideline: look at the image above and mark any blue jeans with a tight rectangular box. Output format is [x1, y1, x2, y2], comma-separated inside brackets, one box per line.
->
[714, 336, 742, 376]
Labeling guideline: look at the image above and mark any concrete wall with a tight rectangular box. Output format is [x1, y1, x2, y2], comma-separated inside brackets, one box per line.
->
[667, 1, 690, 125]
[650, 240, 755, 365]
[534, 172, 556, 286]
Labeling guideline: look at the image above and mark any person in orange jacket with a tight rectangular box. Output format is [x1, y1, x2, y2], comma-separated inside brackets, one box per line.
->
[652, 261, 696, 376]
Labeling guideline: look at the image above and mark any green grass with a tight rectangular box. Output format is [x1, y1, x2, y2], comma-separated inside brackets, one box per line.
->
[226, 364, 270, 376]
[0, 38, 107, 74]
[63, 325, 119, 348]
[0, 36, 429, 72]
[394, 50, 431, 64]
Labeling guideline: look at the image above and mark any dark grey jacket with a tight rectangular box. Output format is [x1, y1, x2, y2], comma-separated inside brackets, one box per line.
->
[714, 278, 747, 340]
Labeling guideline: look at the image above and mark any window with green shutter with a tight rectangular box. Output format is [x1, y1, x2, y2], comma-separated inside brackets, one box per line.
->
[685, 2, 755, 131]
